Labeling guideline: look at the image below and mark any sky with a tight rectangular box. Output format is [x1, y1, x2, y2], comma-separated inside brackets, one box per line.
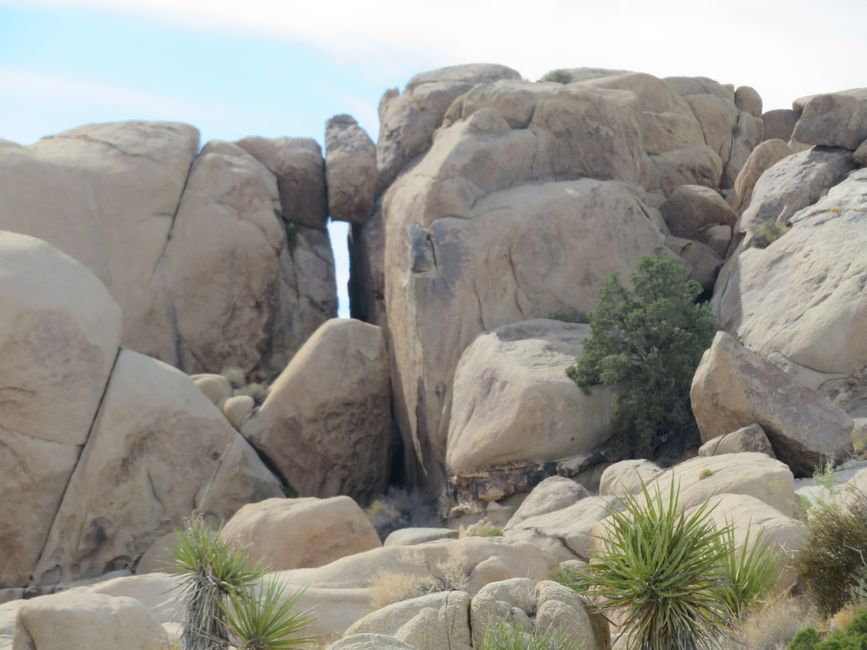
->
[2, 0, 866, 314]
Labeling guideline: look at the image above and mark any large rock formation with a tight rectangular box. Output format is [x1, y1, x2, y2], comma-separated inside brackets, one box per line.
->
[242, 318, 391, 500]
[325, 115, 377, 224]
[0, 122, 337, 381]
[793, 89, 867, 150]
[446, 320, 613, 474]
[691, 333, 853, 475]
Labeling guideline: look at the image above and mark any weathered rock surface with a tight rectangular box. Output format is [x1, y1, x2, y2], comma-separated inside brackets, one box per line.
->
[855, 139, 867, 166]
[735, 86, 762, 118]
[793, 88, 867, 150]
[598, 460, 663, 497]
[242, 318, 390, 500]
[505, 477, 590, 530]
[734, 146, 854, 239]
[642, 145, 724, 195]
[235, 135, 327, 229]
[691, 333, 853, 476]
[661, 184, 737, 240]
[0, 123, 337, 380]
[12, 591, 165, 650]
[325, 115, 377, 223]
[698, 424, 775, 458]
[0, 231, 123, 588]
[384, 528, 458, 547]
[345, 591, 471, 650]
[762, 109, 799, 142]
[731, 139, 793, 214]
[446, 320, 613, 473]
[221, 497, 381, 571]
[328, 634, 417, 650]
[30, 350, 281, 587]
[715, 176, 867, 413]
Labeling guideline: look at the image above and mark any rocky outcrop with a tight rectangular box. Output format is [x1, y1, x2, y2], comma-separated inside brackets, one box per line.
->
[30, 349, 281, 587]
[762, 109, 799, 142]
[242, 318, 391, 500]
[793, 88, 867, 150]
[325, 115, 377, 223]
[221, 497, 381, 571]
[504, 477, 590, 530]
[0, 231, 122, 588]
[12, 591, 165, 650]
[598, 460, 663, 497]
[691, 333, 853, 476]
[446, 320, 613, 474]
[730, 139, 793, 214]
[0, 122, 337, 381]
[698, 424, 775, 457]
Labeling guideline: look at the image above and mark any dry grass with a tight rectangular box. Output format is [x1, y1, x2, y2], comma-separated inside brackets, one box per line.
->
[721, 595, 817, 650]
[369, 549, 469, 610]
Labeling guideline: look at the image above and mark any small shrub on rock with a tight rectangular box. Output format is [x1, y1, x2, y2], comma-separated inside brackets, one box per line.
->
[751, 219, 791, 248]
[539, 69, 574, 84]
[481, 622, 579, 650]
[566, 254, 718, 456]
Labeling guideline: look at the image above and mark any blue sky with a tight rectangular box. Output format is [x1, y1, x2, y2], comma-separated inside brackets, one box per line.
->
[2, 0, 866, 314]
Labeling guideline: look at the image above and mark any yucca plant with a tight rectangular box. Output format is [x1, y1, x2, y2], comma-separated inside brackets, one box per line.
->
[574, 482, 733, 650]
[481, 621, 580, 650]
[221, 578, 316, 650]
[717, 525, 779, 617]
[170, 515, 263, 650]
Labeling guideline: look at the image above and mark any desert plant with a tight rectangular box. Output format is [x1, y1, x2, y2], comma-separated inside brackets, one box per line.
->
[795, 491, 867, 617]
[170, 515, 263, 650]
[220, 578, 315, 650]
[370, 550, 469, 609]
[470, 525, 504, 537]
[566, 254, 718, 456]
[540, 69, 574, 84]
[283, 221, 299, 249]
[717, 525, 779, 618]
[751, 219, 791, 248]
[721, 595, 816, 650]
[572, 482, 734, 649]
[481, 621, 580, 649]
[786, 607, 867, 649]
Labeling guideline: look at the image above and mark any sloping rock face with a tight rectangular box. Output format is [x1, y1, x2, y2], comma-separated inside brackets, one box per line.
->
[691, 333, 853, 476]
[446, 320, 613, 474]
[730, 139, 793, 214]
[715, 170, 867, 414]
[0, 231, 122, 588]
[30, 349, 281, 587]
[0, 122, 336, 381]
[242, 318, 391, 500]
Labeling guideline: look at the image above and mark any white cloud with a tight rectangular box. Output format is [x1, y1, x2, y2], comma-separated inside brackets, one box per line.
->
[8, 0, 867, 109]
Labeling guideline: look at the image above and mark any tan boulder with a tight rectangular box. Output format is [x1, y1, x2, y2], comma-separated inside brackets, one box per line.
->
[222, 395, 255, 429]
[793, 88, 867, 150]
[242, 318, 390, 500]
[191, 373, 232, 403]
[328, 634, 417, 650]
[0, 231, 123, 588]
[855, 139, 867, 166]
[642, 145, 724, 195]
[325, 115, 377, 223]
[384, 528, 458, 547]
[762, 109, 799, 142]
[734, 146, 854, 240]
[0, 122, 198, 361]
[221, 497, 382, 571]
[730, 138, 793, 213]
[661, 184, 737, 239]
[235, 136, 327, 229]
[469, 578, 535, 647]
[703, 224, 732, 257]
[30, 349, 281, 587]
[650, 452, 796, 516]
[735, 86, 763, 118]
[664, 236, 722, 291]
[446, 320, 613, 473]
[598, 460, 663, 497]
[691, 333, 853, 475]
[504, 495, 620, 562]
[698, 424, 775, 457]
[505, 476, 590, 530]
[12, 592, 165, 650]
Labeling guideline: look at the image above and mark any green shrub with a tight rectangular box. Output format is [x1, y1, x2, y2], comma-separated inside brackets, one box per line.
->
[284, 221, 299, 249]
[795, 492, 867, 617]
[751, 219, 791, 248]
[170, 515, 263, 650]
[539, 69, 574, 84]
[787, 607, 867, 649]
[569, 481, 778, 649]
[565, 254, 718, 456]
[470, 525, 504, 538]
[220, 578, 315, 650]
[481, 622, 579, 650]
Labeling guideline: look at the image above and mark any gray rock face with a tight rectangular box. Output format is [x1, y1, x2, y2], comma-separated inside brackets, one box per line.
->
[691, 333, 853, 476]
[735, 86, 763, 118]
[0, 122, 337, 381]
[793, 88, 867, 150]
[236, 136, 327, 229]
[762, 109, 799, 142]
[730, 139, 793, 214]
[325, 114, 377, 223]
[698, 424, 775, 457]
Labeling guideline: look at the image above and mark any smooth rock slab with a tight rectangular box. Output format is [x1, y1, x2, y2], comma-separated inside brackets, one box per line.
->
[698, 424, 775, 458]
[691, 333, 853, 476]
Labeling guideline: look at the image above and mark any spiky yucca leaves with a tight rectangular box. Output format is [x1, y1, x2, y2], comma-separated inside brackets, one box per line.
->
[170, 515, 263, 650]
[717, 525, 779, 618]
[576, 482, 732, 650]
[221, 578, 316, 650]
[481, 622, 580, 650]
